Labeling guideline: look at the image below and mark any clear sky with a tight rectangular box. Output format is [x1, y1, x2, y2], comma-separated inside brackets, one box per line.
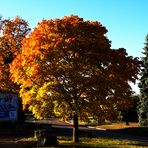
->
[0, 0, 147, 93]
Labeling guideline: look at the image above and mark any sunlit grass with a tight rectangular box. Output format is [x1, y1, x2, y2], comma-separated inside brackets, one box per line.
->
[17, 136, 147, 148]
[17, 137, 37, 147]
[16, 122, 148, 147]
[95, 122, 148, 137]
[96, 122, 139, 130]
[79, 137, 143, 148]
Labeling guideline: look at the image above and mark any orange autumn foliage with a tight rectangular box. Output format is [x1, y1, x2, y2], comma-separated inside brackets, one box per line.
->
[10, 15, 140, 121]
[0, 16, 30, 93]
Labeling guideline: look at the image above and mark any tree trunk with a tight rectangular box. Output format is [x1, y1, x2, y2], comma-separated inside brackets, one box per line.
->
[126, 120, 129, 125]
[97, 116, 105, 125]
[73, 113, 79, 143]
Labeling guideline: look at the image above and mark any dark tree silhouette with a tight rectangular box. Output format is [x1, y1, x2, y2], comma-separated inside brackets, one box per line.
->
[138, 35, 148, 126]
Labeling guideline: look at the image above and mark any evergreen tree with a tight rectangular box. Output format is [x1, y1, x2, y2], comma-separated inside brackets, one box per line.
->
[138, 35, 148, 126]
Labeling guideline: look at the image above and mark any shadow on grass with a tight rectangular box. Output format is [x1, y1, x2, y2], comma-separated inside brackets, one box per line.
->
[108, 126, 148, 137]
[16, 123, 148, 147]
[17, 139, 148, 148]
[1, 122, 148, 147]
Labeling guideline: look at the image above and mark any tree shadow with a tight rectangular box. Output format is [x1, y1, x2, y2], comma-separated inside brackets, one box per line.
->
[108, 126, 148, 137]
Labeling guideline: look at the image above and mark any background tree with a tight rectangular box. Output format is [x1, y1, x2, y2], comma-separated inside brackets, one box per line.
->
[138, 35, 148, 126]
[121, 94, 139, 125]
[0, 16, 30, 93]
[10, 15, 140, 143]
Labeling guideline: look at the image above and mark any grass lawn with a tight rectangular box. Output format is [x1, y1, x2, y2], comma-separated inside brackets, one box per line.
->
[96, 122, 148, 137]
[96, 122, 139, 130]
[17, 136, 148, 147]
[58, 136, 148, 148]
[16, 122, 148, 147]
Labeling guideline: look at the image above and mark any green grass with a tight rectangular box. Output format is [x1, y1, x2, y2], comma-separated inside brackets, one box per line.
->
[95, 122, 148, 137]
[16, 122, 148, 147]
[96, 122, 139, 130]
[111, 127, 148, 137]
[58, 136, 145, 148]
[17, 136, 148, 148]
[17, 137, 37, 147]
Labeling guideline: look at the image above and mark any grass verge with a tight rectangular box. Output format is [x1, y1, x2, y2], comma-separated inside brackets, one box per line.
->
[17, 136, 148, 148]
[95, 122, 139, 130]
[95, 122, 148, 137]
[15, 122, 148, 147]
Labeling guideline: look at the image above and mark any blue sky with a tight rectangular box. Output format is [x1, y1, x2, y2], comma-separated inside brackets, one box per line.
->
[0, 0, 147, 93]
[0, 0, 147, 58]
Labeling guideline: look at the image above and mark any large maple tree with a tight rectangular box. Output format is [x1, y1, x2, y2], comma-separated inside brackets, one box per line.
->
[10, 15, 140, 142]
[0, 16, 30, 93]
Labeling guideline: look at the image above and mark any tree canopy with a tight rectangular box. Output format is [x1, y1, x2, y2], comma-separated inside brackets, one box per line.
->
[0, 16, 30, 93]
[10, 15, 140, 142]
